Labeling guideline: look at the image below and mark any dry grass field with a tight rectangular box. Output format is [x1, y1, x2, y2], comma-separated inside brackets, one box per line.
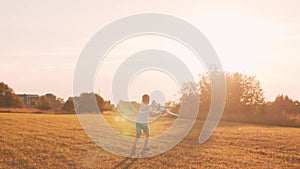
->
[1, 112, 300, 169]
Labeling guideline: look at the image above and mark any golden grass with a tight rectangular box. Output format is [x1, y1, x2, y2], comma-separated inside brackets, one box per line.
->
[0, 112, 299, 169]
[0, 108, 55, 114]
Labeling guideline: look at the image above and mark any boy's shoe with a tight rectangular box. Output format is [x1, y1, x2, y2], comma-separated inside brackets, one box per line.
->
[143, 147, 150, 151]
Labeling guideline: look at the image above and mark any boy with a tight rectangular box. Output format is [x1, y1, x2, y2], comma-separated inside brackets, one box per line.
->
[130, 94, 159, 156]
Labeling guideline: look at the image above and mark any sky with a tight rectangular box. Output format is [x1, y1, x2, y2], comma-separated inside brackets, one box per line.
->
[0, 0, 299, 103]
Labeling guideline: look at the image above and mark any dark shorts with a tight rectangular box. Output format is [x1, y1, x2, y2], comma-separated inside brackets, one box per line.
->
[136, 123, 149, 135]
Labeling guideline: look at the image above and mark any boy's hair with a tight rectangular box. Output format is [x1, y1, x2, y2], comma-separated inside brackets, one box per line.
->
[142, 94, 150, 104]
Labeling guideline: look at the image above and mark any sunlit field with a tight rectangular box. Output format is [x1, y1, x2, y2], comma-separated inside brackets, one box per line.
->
[1, 113, 299, 169]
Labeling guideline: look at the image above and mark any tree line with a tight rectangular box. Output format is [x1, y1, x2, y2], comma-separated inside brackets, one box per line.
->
[166, 71, 300, 127]
[1, 71, 300, 126]
[0, 82, 114, 113]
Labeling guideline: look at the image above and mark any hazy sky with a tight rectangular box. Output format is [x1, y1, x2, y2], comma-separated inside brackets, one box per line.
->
[0, 0, 299, 103]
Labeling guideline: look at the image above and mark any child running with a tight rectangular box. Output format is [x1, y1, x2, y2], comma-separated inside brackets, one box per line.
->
[130, 94, 161, 156]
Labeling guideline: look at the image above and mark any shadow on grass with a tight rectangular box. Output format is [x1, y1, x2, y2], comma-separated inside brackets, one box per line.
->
[113, 158, 138, 169]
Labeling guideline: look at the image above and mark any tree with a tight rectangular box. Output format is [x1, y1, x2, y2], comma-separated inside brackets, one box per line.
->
[116, 100, 140, 116]
[266, 95, 300, 115]
[180, 82, 199, 102]
[0, 82, 24, 108]
[61, 97, 76, 113]
[163, 82, 200, 117]
[94, 94, 114, 112]
[239, 74, 264, 113]
[74, 93, 114, 113]
[198, 72, 264, 114]
[35, 96, 51, 110]
[199, 74, 211, 112]
[102, 100, 114, 111]
[45, 93, 64, 110]
[165, 100, 181, 114]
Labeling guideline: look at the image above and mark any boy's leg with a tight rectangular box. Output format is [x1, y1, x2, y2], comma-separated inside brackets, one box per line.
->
[133, 134, 140, 146]
[143, 125, 150, 150]
[143, 133, 149, 150]
[131, 123, 141, 156]
[130, 134, 140, 156]
[134, 123, 142, 146]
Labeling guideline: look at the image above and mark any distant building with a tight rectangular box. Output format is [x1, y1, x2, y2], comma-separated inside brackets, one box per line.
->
[17, 94, 39, 108]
